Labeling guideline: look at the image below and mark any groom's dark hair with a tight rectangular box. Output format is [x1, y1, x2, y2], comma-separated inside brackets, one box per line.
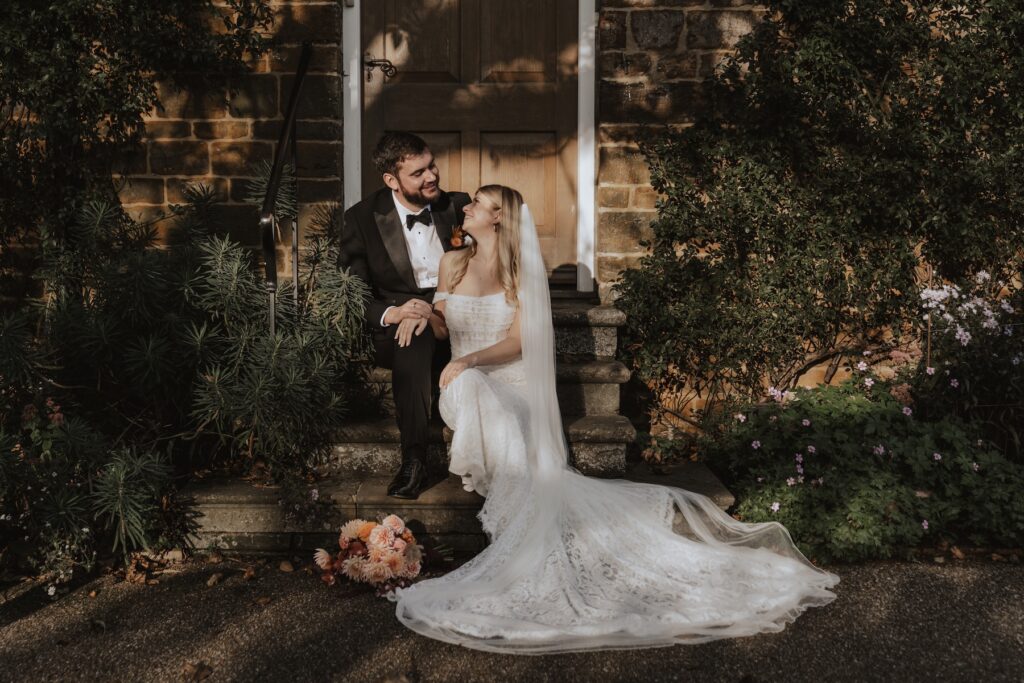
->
[372, 131, 430, 177]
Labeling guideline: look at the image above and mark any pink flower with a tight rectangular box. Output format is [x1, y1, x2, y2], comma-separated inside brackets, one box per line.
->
[801, 419, 811, 427]
[873, 444, 886, 456]
[950, 378, 959, 388]
[751, 440, 761, 449]
[856, 361, 868, 372]
[806, 445, 816, 454]
[770, 502, 780, 513]
[794, 453, 804, 464]
[864, 377, 875, 388]
[921, 519, 929, 530]
[403, 561, 421, 579]
[313, 548, 333, 570]
[902, 406, 913, 416]
[392, 538, 407, 554]
[734, 413, 747, 423]
[786, 477, 797, 487]
[933, 452, 942, 461]
[368, 525, 395, 548]
[381, 514, 405, 534]
[795, 464, 804, 474]
[926, 366, 936, 375]
[972, 462, 980, 471]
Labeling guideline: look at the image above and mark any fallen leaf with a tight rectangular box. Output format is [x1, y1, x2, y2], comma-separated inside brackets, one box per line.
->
[206, 572, 224, 587]
[992, 553, 1005, 562]
[932, 556, 945, 564]
[950, 546, 965, 560]
[242, 567, 256, 581]
[279, 560, 294, 573]
[88, 590, 98, 598]
[207, 551, 224, 564]
[146, 578, 160, 586]
[254, 596, 272, 606]
[182, 661, 214, 682]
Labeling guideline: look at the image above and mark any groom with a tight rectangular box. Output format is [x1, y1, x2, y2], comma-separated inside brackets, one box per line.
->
[338, 132, 470, 499]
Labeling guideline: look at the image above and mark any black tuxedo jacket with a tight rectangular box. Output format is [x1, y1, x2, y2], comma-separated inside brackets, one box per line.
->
[338, 186, 471, 331]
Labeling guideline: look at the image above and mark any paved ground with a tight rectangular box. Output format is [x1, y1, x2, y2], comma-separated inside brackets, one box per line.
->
[1, 554, 1022, 683]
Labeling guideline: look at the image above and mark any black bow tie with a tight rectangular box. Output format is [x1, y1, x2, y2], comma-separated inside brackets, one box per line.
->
[405, 211, 431, 230]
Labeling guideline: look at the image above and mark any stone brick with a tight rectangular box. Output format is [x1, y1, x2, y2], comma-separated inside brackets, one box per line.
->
[686, 10, 757, 50]
[598, 211, 656, 253]
[227, 75, 279, 119]
[153, 80, 228, 119]
[193, 121, 250, 140]
[166, 177, 229, 204]
[144, 120, 191, 138]
[211, 141, 274, 176]
[281, 74, 342, 120]
[252, 119, 343, 141]
[270, 44, 342, 74]
[116, 177, 164, 205]
[111, 143, 148, 175]
[600, 80, 704, 123]
[124, 205, 166, 226]
[149, 141, 209, 175]
[631, 10, 685, 50]
[598, 187, 630, 209]
[598, 12, 627, 50]
[297, 179, 343, 203]
[271, 2, 342, 43]
[599, 146, 652, 185]
[599, 51, 652, 79]
[710, 0, 755, 6]
[655, 53, 701, 80]
[699, 51, 732, 76]
[597, 254, 645, 284]
[295, 141, 341, 178]
[633, 185, 663, 209]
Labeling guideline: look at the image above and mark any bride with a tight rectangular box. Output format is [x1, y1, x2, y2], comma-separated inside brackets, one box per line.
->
[389, 185, 840, 654]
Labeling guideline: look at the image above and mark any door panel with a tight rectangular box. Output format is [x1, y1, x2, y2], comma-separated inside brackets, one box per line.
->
[362, 0, 578, 279]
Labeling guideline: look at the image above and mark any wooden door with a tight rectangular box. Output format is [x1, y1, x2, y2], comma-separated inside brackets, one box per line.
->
[362, 0, 579, 284]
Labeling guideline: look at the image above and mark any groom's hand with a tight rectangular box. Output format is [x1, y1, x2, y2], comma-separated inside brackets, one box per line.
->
[384, 299, 432, 326]
[395, 316, 430, 348]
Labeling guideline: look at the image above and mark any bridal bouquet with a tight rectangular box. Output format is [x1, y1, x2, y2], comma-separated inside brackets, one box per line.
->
[314, 514, 423, 594]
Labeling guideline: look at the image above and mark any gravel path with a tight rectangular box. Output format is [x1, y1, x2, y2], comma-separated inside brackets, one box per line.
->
[1, 555, 1022, 682]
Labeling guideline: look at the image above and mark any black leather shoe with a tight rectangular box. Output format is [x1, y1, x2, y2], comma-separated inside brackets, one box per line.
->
[387, 460, 425, 499]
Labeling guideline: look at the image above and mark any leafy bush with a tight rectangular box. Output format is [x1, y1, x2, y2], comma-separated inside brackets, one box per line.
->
[1, 183, 370, 583]
[698, 377, 1024, 563]
[615, 0, 1024, 421]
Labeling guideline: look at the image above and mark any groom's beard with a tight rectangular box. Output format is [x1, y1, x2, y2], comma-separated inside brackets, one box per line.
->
[399, 183, 440, 207]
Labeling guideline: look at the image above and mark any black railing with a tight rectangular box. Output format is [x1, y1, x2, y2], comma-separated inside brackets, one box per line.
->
[260, 40, 313, 334]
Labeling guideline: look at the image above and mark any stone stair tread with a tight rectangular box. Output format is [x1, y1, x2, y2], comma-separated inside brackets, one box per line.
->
[363, 359, 631, 385]
[186, 461, 735, 552]
[334, 414, 636, 444]
[551, 301, 626, 327]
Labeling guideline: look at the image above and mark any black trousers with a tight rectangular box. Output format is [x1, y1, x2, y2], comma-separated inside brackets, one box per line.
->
[373, 325, 451, 465]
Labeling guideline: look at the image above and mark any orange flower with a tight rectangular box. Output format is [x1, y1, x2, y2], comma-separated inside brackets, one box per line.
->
[357, 521, 376, 541]
[400, 529, 414, 543]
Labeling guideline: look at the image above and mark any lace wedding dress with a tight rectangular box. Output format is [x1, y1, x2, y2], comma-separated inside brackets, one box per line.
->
[389, 288, 840, 654]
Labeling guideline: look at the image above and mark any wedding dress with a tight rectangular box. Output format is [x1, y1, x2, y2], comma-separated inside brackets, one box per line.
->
[389, 206, 839, 654]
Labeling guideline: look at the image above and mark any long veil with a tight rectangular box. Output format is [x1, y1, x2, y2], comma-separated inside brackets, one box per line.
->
[391, 204, 840, 654]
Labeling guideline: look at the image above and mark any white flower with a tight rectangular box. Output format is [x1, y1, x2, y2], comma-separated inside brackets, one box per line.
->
[46, 585, 56, 596]
[734, 413, 747, 422]
[864, 377, 875, 388]
[313, 548, 333, 570]
[856, 361, 868, 372]
[975, 270, 991, 283]
[786, 477, 797, 486]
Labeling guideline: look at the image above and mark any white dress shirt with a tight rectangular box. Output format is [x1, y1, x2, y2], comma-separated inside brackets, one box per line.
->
[380, 191, 446, 327]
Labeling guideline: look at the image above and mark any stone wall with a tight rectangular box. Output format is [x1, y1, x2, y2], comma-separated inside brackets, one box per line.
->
[118, 1, 343, 271]
[119, 1, 766, 293]
[595, 0, 763, 300]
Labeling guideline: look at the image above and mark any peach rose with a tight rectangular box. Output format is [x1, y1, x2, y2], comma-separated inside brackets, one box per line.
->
[382, 514, 405, 534]
[357, 521, 376, 542]
[368, 525, 396, 548]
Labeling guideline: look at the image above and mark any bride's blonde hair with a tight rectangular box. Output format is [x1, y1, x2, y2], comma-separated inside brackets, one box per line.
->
[447, 185, 523, 304]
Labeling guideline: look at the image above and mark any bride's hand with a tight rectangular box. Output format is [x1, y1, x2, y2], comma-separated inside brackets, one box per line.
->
[439, 355, 475, 389]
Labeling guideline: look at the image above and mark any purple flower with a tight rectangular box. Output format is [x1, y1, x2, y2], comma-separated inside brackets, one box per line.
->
[770, 502, 781, 513]
[902, 406, 913, 416]
[926, 366, 936, 375]
[796, 464, 804, 474]
[933, 452, 942, 461]
[801, 419, 811, 427]
[751, 440, 761, 449]
[873, 444, 886, 456]
[921, 519, 929, 530]
[806, 445, 816, 454]
[950, 378, 959, 388]
[794, 453, 804, 464]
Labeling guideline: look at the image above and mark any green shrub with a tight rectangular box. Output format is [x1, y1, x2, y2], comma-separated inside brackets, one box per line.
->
[615, 0, 1024, 421]
[698, 376, 1024, 563]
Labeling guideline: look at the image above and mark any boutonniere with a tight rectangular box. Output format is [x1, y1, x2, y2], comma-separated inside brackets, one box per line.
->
[450, 224, 470, 249]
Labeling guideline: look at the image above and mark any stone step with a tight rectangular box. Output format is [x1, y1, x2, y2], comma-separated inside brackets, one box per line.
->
[185, 461, 735, 557]
[359, 360, 631, 416]
[327, 415, 636, 478]
[550, 301, 626, 360]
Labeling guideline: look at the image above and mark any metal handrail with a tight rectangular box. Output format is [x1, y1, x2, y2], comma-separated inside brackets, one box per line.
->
[260, 40, 313, 334]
